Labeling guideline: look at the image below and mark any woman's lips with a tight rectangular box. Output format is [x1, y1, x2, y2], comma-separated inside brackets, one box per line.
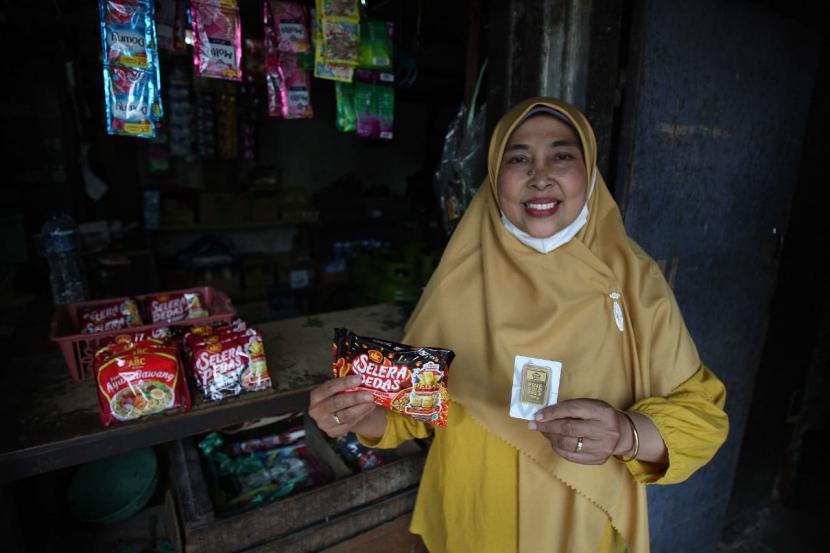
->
[523, 199, 561, 217]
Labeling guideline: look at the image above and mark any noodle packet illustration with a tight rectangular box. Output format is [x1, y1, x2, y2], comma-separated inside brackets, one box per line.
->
[191, 0, 243, 81]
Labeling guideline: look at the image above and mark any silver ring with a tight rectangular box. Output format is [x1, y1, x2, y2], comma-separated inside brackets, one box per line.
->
[574, 436, 584, 453]
[332, 412, 343, 425]
[527, 169, 534, 176]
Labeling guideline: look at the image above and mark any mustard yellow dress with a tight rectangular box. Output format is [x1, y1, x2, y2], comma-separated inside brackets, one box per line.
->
[361, 365, 728, 553]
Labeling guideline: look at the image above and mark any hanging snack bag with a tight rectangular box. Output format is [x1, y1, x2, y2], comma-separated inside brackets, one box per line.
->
[270, 1, 311, 53]
[145, 291, 209, 324]
[376, 71, 394, 140]
[99, 0, 154, 70]
[321, 18, 360, 66]
[311, 7, 353, 82]
[353, 69, 376, 139]
[318, 0, 359, 21]
[357, 19, 392, 69]
[354, 70, 394, 140]
[335, 81, 355, 132]
[191, 0, 243, 81]
[103, 66, 157, 138]
[98, 0, 162, 120]
[96, 340, 191, 426]
[147, 0, 164, 120]
[80, 298, 144, 334]
[268, 53, 313, 119]
[332, 328, 454, 428]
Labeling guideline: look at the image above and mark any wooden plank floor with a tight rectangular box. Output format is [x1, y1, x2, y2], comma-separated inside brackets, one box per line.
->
[321, 514, 429, 553]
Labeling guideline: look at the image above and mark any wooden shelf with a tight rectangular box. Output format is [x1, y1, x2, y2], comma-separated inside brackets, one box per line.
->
[153, 222, 306, 232]
[0, 303, 407, 482]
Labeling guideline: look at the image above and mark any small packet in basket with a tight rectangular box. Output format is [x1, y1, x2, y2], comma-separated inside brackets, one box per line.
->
[145, 291, 209, 323]
[79, 298, 144, 334]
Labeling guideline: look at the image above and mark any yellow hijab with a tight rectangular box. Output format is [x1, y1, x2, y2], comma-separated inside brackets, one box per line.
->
[402, 98, 701, 552]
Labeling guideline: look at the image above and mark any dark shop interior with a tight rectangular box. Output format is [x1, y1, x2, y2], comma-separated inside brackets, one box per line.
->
[1, 1, 828, 552]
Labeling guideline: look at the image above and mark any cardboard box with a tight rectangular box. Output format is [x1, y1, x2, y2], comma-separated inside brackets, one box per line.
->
[250, 193, 279, 223]
[199, 192, 251, 226]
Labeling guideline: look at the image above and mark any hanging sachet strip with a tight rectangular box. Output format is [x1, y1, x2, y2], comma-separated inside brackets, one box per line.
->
[191, 0, 243, 81]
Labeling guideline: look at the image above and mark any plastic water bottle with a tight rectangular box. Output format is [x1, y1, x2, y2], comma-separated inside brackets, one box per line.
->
[42, 211, 88, 304]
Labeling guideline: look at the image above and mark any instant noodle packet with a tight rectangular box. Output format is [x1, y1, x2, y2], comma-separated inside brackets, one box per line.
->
[96, 340, 191, 426]
[80, 298, 144, 334]
[189, 328, 272, 401]
[145, 291, 209, 324]
[332, 328, 454, 427]
[182, 319, 247, 356]
[94, 337, 169, 366]
[191, 0, 243, 81]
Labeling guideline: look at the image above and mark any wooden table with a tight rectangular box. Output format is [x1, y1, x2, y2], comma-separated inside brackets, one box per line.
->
[0, 304, 408, 482]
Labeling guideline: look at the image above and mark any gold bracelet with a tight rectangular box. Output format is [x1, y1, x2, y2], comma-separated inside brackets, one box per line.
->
[616, 411, 640, 462]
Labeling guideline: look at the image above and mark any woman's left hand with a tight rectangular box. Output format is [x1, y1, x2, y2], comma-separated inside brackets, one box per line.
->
[529, 399, 630, 465]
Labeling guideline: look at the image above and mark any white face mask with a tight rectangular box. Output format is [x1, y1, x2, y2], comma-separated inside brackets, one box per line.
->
[500, 168, 597, 254]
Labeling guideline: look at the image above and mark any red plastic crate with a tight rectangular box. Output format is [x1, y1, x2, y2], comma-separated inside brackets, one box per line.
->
[51, 286, 237, 381]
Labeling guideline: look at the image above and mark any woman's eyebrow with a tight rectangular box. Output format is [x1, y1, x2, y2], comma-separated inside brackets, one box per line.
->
[505, 143, 528, 151]
[550, 139, 579, 147]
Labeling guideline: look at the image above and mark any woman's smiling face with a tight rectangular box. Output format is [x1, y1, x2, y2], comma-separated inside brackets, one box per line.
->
[497, 113, 588, 238]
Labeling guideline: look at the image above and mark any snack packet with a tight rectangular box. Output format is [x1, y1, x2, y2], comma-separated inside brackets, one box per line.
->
[99, 0, 154, 70]
[270, 1, 311, 53]
[99, 0, 163, 122]
[321, 18, 360, 66]
[318, 0, 359, 21]
[357, 19, 393, 69]
[353, 69, 394, 140]
[311, 6, 355, 82]
[95, 340, 191, 426]
[335, 81, 355, 132]
[332, 328, 454, 427]
[103, 63, 157, 138]
[191, 0, 243, 81]
[267, 53, 313, 119]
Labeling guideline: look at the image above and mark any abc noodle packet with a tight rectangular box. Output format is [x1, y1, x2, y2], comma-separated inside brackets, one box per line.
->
[332, 328, 454, 428]
[94, 338, 191, 426]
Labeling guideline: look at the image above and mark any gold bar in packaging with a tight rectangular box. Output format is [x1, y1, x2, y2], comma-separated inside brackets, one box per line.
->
[520, 363, 552, 406]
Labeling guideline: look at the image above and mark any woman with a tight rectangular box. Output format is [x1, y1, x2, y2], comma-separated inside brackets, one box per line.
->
[309, 97, 729, 553]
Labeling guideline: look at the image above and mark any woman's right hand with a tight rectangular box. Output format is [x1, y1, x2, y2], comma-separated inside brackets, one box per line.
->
[308, 375, 383, 438]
